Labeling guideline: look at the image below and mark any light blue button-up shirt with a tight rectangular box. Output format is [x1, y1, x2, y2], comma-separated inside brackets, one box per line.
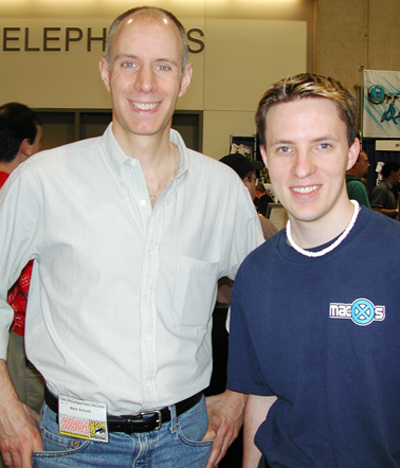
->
[0, 124, 263, 415]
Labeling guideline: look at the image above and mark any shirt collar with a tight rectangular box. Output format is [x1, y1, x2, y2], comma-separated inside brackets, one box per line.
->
[101, 123, 189, 180]
[169, 127, 189, 178]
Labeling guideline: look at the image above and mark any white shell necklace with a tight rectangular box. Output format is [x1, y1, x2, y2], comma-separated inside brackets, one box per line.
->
[286, 200, 360, 258]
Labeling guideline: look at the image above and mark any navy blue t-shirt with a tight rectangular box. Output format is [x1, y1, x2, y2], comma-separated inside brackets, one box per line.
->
[228, 208, 400, 467]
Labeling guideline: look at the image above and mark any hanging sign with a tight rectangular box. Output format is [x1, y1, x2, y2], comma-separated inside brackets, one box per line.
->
[363, 69, 400, 138]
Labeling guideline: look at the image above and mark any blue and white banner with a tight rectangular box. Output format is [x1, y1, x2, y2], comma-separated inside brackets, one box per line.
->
[363, 69, 400, 138]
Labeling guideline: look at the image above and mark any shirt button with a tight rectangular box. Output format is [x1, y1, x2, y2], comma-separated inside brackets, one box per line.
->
[147, 381, 152, 390]
[145, 290, 151, 298]
[149, 245, 154, 252]
[130, 160, 135, 167]
[140, 200, 146, 207]
[146, 335, 152, 343]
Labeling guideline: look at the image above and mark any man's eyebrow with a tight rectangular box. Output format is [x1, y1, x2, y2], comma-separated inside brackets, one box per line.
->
[310, 134, 339, 143]
[114, 53, 179, 68]
[154, 57, 180, 67]
[270, 135, 340, 146]
[272, 133, 339, 144]
[270, 138, 294, 145]
[114, 53, 139, 61]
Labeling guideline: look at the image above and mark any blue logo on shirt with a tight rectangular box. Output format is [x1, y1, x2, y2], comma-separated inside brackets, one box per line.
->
[329, 298, 385, 326]
[351, 299, 375, 325]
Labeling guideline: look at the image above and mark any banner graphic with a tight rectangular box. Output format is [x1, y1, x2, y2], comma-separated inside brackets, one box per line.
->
[363, 70, 400, 138]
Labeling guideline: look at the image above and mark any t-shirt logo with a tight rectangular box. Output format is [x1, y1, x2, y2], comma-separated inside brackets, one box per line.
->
[329, 298, 385, 326]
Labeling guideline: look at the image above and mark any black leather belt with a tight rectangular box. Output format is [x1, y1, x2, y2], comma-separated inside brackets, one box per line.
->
[45, 387, 203, 434]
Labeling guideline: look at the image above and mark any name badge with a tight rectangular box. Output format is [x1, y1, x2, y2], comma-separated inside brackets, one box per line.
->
[58, 395, 109, 443]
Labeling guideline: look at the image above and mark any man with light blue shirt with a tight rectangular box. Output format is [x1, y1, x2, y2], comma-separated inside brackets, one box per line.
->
[0, 6, 262, 468]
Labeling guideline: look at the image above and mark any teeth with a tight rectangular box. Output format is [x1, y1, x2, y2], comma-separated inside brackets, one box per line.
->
[132, 102, 159, 110]
[292, 185, 319, 194]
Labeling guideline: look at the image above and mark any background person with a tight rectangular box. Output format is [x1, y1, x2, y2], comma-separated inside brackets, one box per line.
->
[254, 183, 275, 218]
[345, 149, 371, 208]
[255, 182, 266, 200]
[369, 160, 400, 218]
[219, 154, 278, 240]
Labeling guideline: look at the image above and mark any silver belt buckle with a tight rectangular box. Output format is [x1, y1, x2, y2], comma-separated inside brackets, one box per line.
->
[141, 410, 162, 431]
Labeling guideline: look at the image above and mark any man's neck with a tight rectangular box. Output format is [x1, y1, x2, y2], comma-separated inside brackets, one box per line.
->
[346, 169, 361, 180]
[112, 125, 181, 206]
[288, 197, 356, 250]
[0, 160, 18, 175]
[144, 144, 180, 206]
[113, 124, 174, 165]
[383, 178, 393, 189]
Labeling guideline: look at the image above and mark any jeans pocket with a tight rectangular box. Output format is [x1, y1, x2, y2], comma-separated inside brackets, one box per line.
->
[33, 405, 91, 460]
[177, 397, 214, 448]
[177, 426, 214, 448]
[34, 428, 90, 456]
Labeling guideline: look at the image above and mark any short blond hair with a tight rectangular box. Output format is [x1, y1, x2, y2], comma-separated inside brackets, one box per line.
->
[256, 73, 357, 148]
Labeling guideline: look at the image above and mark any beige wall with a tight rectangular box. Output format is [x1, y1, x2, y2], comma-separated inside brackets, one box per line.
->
[0, 0, 312, 159]
[316, 0, 400, 94]
[202, 18, 307, 157]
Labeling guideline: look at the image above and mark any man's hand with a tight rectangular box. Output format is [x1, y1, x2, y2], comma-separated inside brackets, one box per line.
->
[202, 389, 247, 468]
[0, 360, 43, 468]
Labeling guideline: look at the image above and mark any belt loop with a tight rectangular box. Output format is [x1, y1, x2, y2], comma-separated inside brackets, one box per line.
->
[169, 404, 178, 433]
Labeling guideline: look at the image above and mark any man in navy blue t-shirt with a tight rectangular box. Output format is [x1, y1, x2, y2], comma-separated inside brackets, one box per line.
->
[228, 73, 400, 468]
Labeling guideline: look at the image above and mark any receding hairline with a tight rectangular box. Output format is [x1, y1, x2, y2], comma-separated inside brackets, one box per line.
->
[105, 7, 188, 71]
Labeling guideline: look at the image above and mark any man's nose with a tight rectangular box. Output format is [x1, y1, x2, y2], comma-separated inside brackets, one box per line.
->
[135, 65, 157, 93]
[292, 150, 316, 179]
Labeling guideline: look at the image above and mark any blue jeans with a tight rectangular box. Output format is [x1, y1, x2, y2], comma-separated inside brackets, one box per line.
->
[33, 395, 213, 467]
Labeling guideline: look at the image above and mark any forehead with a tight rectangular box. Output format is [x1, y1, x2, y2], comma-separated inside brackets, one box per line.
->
[111, 14, 182, 61]
[265, 98, 345, 140]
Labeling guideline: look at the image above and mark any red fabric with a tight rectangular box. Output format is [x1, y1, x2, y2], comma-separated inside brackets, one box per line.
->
[7, 262, 33, 336]
[0, 171, 32, 337]
[0, 171, 8, 187]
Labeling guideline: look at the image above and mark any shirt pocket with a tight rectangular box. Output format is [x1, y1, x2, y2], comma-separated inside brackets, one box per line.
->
[171, 256, 219, 327]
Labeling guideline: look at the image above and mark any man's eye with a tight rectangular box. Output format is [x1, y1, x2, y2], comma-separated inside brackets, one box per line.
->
[318, 143, 331, 149]
[278, 146, 290, 153]
[123, 62, 136, 68]
[157, 65, 170, 71]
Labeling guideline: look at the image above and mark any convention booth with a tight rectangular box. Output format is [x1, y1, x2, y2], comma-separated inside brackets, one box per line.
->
[362, 69, 400, 192]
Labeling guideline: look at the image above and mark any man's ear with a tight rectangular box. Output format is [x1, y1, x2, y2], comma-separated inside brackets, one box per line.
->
[178, 63, 193, 98]
[99, 57, 111, 92]
[260, 145, 268, 168]
[347, 138, 361, 171]
[20, 138, 33, 157]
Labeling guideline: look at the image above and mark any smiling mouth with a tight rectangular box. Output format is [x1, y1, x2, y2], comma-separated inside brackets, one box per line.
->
[291, 185, 321, 194]
[132, 102, 160, 111]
